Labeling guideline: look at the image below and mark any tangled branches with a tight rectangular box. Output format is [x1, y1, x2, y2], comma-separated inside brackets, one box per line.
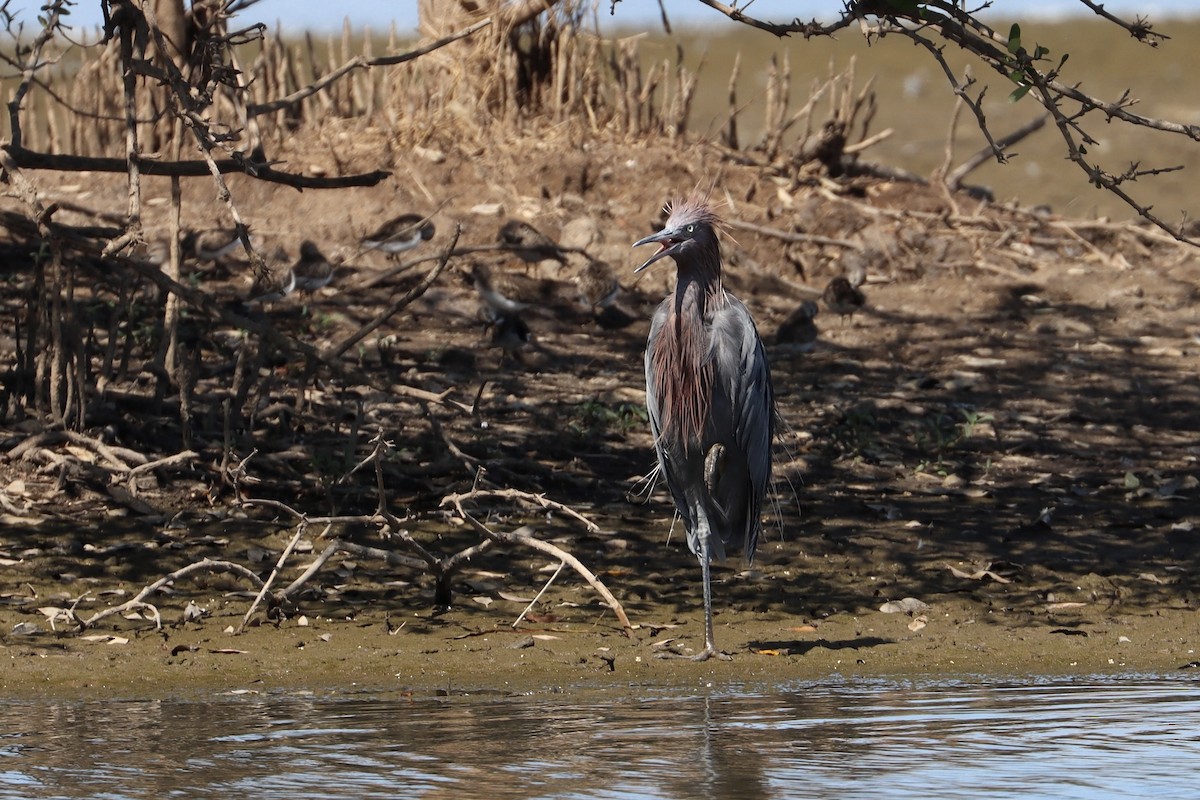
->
[644, 0, 1199, 244]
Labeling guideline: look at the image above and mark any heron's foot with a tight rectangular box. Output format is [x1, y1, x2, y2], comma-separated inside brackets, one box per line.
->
[655, 643, 733, 661]
[692, 644, 733, 662]
[704, 443, 726, 497]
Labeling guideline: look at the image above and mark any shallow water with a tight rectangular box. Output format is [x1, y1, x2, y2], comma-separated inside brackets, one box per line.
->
[2, 675, 1197, 799]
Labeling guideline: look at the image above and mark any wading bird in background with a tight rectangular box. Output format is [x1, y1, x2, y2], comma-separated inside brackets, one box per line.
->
[633, 194, 775, 661]
[775, 299, 819, 352]
[499, 219, 566, 267]
[290, 240, 337, 291]
[822, 253, 867, 322]
[361, 213, 435, 256]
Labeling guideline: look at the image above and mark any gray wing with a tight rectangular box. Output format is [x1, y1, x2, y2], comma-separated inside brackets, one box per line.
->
[709, 295, 775, 562]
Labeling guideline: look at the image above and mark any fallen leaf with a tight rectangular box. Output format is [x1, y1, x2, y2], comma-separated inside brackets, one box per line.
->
[207, 648, 248, 654]
[786, 625, 817, 633]
[1046, 601, 1087, 610]
[530, 634, 561, 641]
[752, 648, 788, 656]
[472, 596, 494, 607]
[908, 615, 928, 632]
[947, 564, 1012, 584]
[497, 591, 534, 603]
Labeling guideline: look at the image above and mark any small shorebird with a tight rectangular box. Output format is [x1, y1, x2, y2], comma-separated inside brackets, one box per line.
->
[468, 262, 558, 318]
[575, 257, 637, 329]
[489, 312, 533, 361]
[576, 258, 620, 310]
[185, 228, 255, 262]
[822, 277, 865, 322]
[775, 299, 820, 351]
[290, 241, 336, 291]
[499, 219, 565, 267]
[823, 256, 867, 323]
[361, 213, 435, 256]
[246, 258, 296, 305]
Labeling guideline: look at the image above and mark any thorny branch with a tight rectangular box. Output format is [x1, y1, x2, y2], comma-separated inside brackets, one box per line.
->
[657, 0, 1200, 243]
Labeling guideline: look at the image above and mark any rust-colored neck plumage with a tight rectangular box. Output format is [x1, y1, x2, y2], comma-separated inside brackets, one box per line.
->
[650, 221, 726, 450]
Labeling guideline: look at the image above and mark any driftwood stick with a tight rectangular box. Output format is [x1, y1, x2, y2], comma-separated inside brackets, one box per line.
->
[125, 450, 199, 479]
[442, 488, 600, 533]
[512, 559, 565, 628]
[456, 512, 632, 632]
[80, 558, 264, 629]
[279, 541, 341, 599]
[238, 518, 309, 633]
[3, 145, 391, 189]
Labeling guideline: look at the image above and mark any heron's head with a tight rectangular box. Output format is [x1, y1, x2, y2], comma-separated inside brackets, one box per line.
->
[632, 195, 722, 273]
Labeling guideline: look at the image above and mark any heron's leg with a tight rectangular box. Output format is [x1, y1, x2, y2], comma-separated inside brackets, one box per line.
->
[692, 532, 732, 662]
[656, 518, 732, 662]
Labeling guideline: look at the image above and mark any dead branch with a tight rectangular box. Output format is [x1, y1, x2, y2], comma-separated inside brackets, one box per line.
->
[946, 113, 1050, 190]
[676, 0, 1200, 243]
[238, 519, 308, 632]
[2, 145, 391, 189]
[325, 224, 461, 361]
[455, 511, 632, 632]
[80, 558, 265, 629]
[442, 487, 601, 533]
[723, 218, 862, 250]
[247, 18, 493, 117]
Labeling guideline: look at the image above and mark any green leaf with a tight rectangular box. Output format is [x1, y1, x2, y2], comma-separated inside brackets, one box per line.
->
[1007, 23, 1022, 55]
[1009, 84, 1033, 103]
[1079, 145, 1088, 155]
[1033, 44, 1049, 59]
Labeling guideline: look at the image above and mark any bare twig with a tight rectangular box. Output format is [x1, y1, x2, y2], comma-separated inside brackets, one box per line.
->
[81, 558, 264, 629]
[455, 511, 632, 632]
[442, 487, 600, 533]
[247, 18, 493, 117]
[512, 560, 565, 628]
[946, 114, 1050, 190]
[238, 519, 309, 633]
[325, 224, 461, 361]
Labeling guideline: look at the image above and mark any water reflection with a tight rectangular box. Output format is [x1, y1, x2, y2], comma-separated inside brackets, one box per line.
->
[1, 676, 1197, 799]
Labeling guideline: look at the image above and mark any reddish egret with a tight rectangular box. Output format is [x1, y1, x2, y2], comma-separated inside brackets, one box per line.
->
[633, 194, 775, 661]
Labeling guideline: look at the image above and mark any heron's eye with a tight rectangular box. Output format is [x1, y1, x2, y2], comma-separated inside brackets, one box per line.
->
[686, 224, 695, 234]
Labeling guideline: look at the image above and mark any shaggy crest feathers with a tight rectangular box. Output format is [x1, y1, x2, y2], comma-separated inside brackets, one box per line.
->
[663, 192, 726, 234]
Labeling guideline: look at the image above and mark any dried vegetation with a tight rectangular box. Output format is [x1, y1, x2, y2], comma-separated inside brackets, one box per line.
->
[0, 2, 1197, 664]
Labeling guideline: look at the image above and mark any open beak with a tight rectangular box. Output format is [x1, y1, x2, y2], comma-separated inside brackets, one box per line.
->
[632, 228, 682, 273]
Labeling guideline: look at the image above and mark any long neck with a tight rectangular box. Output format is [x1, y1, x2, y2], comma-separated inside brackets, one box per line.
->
[652, 247, 725, 450]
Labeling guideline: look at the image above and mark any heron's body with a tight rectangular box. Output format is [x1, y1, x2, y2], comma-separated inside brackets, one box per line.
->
[635, 195, 774, 661]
